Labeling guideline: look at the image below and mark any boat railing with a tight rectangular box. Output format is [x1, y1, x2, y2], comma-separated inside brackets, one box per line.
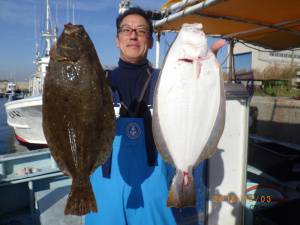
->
[0, 149, 65, 186]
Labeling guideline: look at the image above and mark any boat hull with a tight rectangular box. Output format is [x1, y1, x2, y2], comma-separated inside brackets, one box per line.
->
[5, 96, 121, 146]
[5, 96, 47, 145]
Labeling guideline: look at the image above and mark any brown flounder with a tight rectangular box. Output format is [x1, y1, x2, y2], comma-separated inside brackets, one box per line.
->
[153, 23, 225, 208]
[42, 24, 115, 215]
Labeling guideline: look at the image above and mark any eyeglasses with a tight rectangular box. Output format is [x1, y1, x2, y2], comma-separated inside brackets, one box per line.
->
[118, 26, 149, 37]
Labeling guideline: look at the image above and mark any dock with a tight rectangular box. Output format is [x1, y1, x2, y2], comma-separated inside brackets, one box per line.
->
[0, 148, 83, 225]
[1, 137, 300, 225]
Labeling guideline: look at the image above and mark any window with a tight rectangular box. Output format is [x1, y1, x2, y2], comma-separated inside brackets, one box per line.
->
[270, 52, 300, 59]
[234, 52, 252, 73]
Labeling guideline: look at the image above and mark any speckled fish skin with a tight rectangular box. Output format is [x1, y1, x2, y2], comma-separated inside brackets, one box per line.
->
[153, 23, 225, 208]
[42, 23, 115, 216]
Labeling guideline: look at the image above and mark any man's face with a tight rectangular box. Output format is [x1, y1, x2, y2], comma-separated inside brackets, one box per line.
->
[116, 14, 153, 64]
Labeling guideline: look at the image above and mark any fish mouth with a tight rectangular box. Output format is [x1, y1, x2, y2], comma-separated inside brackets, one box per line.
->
[178, 56, 208, 63]
[178, 58, 193, 63]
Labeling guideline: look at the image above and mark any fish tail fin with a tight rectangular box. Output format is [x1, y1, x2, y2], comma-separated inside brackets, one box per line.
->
[65, 179, 97, 215]
[167, 169, 196, 208]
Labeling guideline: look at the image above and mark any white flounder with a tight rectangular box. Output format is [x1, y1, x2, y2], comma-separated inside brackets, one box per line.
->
[153, 23, 226, 208]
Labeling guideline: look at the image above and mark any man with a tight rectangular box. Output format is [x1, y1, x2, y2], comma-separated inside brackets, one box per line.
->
[85, 7, 224, 225]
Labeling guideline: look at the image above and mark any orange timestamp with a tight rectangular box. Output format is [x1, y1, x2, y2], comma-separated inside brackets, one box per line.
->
[212, 194, 273, 203]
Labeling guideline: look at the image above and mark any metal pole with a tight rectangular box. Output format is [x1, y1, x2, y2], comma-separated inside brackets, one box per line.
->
[0, 163, 5, 178]
[155, 32, 161, 69]
[162, 0, 223, 14]
[42, 0, 54, 56]
[0, 171, 64, 187]
[162, 0, 196, 13]
[291, 49, 295, 67]
[51, 154, 57, 169]
[224, 18, 300, 39]
[154, 0, 223, 29]
[28, 181, 35, 215]
[45, 0, 51, 56]
[228, 40, 234, 82]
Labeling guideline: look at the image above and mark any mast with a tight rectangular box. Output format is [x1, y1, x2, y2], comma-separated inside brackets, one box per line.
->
[42, 0, 56, 56]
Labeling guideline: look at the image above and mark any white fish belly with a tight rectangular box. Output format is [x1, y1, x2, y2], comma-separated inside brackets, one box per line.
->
[156, 56, 221, 171]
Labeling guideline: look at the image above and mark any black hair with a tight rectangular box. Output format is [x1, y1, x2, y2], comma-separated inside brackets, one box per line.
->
[116, 7, 153, 37]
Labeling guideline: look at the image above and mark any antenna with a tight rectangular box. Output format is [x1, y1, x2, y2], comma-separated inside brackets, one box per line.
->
[35, 43, 40, 60]
[118, 0, 132, 15]
[34, 4, 40, 60]
[67, 0, 70, 22]
[72, 0, 75, 24]
[53, 26, 58, 43]
[54, 0, 58, 43]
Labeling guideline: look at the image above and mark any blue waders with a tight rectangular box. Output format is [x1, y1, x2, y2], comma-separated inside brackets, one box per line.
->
[85, 118, 177, 225]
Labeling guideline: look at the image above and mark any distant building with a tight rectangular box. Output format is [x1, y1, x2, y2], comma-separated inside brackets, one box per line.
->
[232, 42, 300, 81]
[0, 81, 29, 94]
[0, 81, 9, 95]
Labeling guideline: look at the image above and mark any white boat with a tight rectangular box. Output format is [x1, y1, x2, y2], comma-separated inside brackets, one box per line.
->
[5, 96, 45, 144]
[5, 0, 56, 146]
[5, 82, 16, 98]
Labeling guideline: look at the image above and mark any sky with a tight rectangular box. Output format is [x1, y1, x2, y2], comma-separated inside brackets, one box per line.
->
[0, 0, 228, 82]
